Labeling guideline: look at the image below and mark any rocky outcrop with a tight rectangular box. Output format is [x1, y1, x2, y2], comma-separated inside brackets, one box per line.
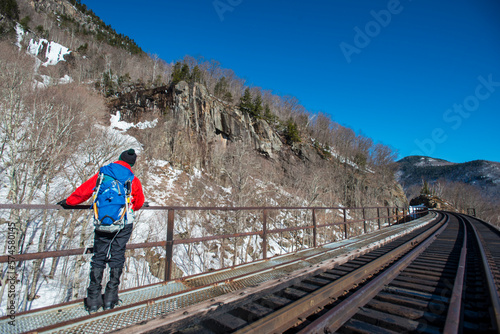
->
[107, 85, 170, 120]
[379, 183, 408, 208]
[109, 81, 283, 158]
[409, 194, 457, 211]
[30, 0, 100, 32]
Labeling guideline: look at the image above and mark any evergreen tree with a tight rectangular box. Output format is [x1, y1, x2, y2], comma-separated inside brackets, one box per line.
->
[171, 62, 191, 85]
[239, 88, 254, 114]
[19, 16, 31, 31]
[223, 91, 233, 103]
[214, 77, 234, 103]
[171, 62, 182, 84]
[77, 42, 88, 54]
[354, 152, 367, 168]
[0, 0, 19, 21]
[421, 179, 431, 195]
[190, 65, 203, 84]
[214, 76, 228, 97]
[284, 118, 301, 144]
[252, 94, 263, 118]
[180, 64, 190, 80]
[263, 104, 275, 124]
[102, 70, 115, 97]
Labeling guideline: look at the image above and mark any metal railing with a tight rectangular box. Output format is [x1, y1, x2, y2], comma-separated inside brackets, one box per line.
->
[0, 204, 428, 282]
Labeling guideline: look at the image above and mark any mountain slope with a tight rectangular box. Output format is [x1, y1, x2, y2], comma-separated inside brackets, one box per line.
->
[397, 156, 500, 200]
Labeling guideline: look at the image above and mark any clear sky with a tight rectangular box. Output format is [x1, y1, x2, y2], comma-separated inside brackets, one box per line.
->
[81, 0, 500, 163]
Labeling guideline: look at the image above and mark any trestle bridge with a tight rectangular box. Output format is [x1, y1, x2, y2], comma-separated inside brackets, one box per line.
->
[0, 205, 499, 333]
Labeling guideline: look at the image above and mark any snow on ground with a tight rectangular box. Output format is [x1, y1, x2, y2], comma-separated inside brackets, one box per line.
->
[15, 24, 25, 48]
[110, 111, 158, 131]
[95, 122, 142, 151]
[110, 111, 134, 131]
[27, 38, 71, 66]
[143, 162, 183, 205]
[34, 74, 74, 89]
[136, 119, 158, 129]
[414, 156, 455, 167]
[15, 31, 74, 87]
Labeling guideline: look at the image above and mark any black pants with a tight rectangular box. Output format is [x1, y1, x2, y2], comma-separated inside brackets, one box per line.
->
[91, 224, 133, 269]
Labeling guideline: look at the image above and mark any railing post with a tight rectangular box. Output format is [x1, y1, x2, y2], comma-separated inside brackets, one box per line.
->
[343, 208, 348, 239]
[165, 209, 175, 282]
[262, 209, 267, 260]
[312, 209, 317, 248]
[387, 207, 391, 226]
[403, 208, 406, 223]
[377, 207, 381, 230]
[363, 208, 367, 234]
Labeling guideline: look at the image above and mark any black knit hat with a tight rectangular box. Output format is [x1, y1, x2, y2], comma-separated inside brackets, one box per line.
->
[119, 149, 137, 167]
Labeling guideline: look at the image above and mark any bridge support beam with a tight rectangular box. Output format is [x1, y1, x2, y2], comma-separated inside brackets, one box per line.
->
[262, 209, 267, 260]
[165, 209, 175, 281]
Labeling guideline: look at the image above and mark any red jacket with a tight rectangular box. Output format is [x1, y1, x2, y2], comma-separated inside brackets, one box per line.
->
[66, 161, 145, 211]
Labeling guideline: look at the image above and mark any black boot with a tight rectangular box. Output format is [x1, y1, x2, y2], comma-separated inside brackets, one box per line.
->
[85, 266, 104, 313]
[103, 267, 123, 310]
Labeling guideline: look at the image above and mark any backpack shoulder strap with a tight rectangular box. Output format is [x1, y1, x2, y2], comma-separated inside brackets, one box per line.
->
[100, 163, 135, 183]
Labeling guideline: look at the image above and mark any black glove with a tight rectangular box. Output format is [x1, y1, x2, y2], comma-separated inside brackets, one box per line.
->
[57, 199, 72, 209]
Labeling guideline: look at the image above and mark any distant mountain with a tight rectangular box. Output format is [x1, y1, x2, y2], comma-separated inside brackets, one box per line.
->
[396, 156, 500, 200]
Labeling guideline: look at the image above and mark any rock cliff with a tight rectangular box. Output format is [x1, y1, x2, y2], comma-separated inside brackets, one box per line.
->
[108, 81, 283, 158]
[106, 81, 408, 209]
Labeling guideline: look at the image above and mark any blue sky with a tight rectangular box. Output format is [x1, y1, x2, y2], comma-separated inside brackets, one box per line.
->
[81, 0, 500, 163]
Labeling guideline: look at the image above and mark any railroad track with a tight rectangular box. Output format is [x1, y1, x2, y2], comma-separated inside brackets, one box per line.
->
[0, 212, 436, 334]
[4, 211, 498, 333]
[132, 212, 500, 334]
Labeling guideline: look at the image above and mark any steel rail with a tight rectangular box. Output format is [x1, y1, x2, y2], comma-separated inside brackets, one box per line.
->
[443, 214, 467, 334]
[233, 213, 447, 334]
[467, 216, 500, 332]
[294, 214, 450, 334]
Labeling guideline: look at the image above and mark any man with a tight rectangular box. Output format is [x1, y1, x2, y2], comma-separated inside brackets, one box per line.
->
[58, 149, 145, 313]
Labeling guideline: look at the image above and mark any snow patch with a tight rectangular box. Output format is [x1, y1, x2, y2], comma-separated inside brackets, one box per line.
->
[15, 24, 25, 48]
[28, 39, 71, 67]
[151, 159, 169, 168]
[110, 111, 158, 131]
[34, 74, 74, 89]
[60, 74, 73, 84]
[110, 111, 134, 131]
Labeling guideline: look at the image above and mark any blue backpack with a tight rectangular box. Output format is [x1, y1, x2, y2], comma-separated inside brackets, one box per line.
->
[92, 163, 135, 233]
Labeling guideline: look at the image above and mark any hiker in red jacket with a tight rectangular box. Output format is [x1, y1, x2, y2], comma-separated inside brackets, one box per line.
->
[58, 149, 144, 313]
